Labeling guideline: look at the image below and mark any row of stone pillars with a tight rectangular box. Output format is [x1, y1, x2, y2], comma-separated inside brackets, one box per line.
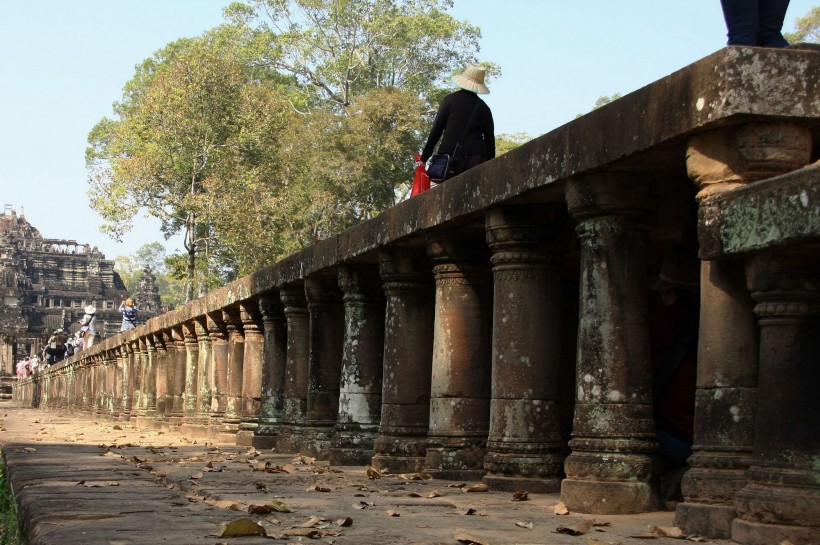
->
[15, 121, 818, 544]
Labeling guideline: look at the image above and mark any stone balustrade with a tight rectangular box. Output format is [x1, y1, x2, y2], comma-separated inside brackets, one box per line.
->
[13, 47, 819, 544]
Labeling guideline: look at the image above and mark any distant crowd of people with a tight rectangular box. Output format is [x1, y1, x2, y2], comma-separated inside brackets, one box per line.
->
[16, 297, 139, 380]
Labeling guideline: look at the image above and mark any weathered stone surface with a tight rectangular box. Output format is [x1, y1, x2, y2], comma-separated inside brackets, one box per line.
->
[372, 246, 434, 474]
[698, 163, 820, 259]
[330, 266, 384, 465]
[276, 285, 309, 453]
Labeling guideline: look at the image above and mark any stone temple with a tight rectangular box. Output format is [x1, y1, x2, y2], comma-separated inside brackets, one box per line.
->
[0, 205, 161, 373]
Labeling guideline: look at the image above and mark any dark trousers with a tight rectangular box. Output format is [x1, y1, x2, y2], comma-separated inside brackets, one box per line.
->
[449, 154, 487, 179]
[720, 0, 790, 47]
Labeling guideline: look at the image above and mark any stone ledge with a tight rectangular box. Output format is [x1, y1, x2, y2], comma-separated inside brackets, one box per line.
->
[698, 162, 820, 259]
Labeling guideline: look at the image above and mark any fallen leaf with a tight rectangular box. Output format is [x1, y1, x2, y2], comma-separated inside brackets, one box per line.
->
[448, 483, 467, 488]
[385, 510, 401, 517]
[292, 455, 315, 465]
[352, 501, 374, 510]
[407, 492, 421, 498]
[629, 534, 659, 539]
[464, 483, 489, 493]
[218, 518, 266, 537]
[515, 521, 533, 529]
[298, 515, 325, 528]
[556, 519, 594, 536]
[112, 425, 122, 430]
[190, 472, 203, 479]
[686, 537, 708, 543]
[649, 525, 684, 538]
[307, 485, 331, 492]
[462, 508, 477, 516]
[266, 500, 292, 513]
[247, 504, 274, 514]
[16, 447, 36, 453]
[553, 501, 570, 515]
[206, 499, 242, 510]
[427, 491, 442, 498]
[366, 466, 382, 479]
[336, 517, 353, 527]
[511, 491, 528, 501]
[587, 539, 622, 545]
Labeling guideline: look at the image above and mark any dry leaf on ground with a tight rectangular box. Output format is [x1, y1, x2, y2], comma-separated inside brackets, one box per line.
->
[427, 491, 441, 498]
[366, 466, 382, 479]
[515, 521, 533, 529]
[336, 517, 353, 527]
[298, 515, 325, 528]
[386, 510, 401, 517]
[464, 483, 489, 492]
[648, 525, 684, 538]
[307, 485, 331, 492]
[218, 518, 267, 537]
[553, 501, 570, 515]
[556, 519, 595, 536]
[512, 491, 528, 501]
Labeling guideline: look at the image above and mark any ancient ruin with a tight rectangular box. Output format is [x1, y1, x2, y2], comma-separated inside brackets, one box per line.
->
[13, 47, 820, 545]
[0, 205, 161, 372]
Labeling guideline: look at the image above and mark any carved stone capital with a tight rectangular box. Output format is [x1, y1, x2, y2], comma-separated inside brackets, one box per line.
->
[686, 122, 811, 200]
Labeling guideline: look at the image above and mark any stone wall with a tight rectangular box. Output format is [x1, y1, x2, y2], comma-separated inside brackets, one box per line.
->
[14, 47, 820, 545]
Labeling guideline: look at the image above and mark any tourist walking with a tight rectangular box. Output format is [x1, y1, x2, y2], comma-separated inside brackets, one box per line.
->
[119, 297, 138, 331]
[79, 305, 98, 349]
[420, 63, 495, 182]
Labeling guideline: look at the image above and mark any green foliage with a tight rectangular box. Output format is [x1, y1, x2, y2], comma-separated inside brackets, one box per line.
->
[784, 6, 820, 44]
[0, 461, 23, 545]
[89, 0, 488, 286]
[114, 243, 187, 310]
[575, 93, 622, 118]
[224, 0, 482, 110]
[496, 132, 532, 156]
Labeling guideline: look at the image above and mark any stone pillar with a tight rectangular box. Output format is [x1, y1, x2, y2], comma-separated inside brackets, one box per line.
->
[677, 121, 812, 538]
[255, 293, 287, 448]
[562, 175, 661, 514]
[130, 340, 144, 417]
[168, 327, 186, 426]
[237, 300, 264, 446]
[676, 258, 758, 536]
[207, 313, 229, 433]
[372, 246, 435, 473]
[301, 274, 345, 459]
[731, 251, 820, 545]
[182, 322, 199, 418]
[181, 321, 203, 434]
[277, 285, 310, 453]
[105, 352, 118, 418]
[424, 231, 492, 481]
[483, 205, 568, 492]
[221, 308, 244, 439]
[161, 331, 176, 423]
[94, 355, 106, 416]
[142, 336, 157, 420]
[117, 346, 130, 420]
[153, 333, 168, 422]
[330, 266, 385, 465]
[194, 317, 212, 425]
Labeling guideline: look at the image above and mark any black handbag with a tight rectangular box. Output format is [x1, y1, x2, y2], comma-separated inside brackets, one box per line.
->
[425, 100, 481, 182]
[426, 154, 451, 182]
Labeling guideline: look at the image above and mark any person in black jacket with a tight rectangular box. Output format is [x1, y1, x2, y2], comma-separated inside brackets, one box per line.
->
[421, 63, 495, 181]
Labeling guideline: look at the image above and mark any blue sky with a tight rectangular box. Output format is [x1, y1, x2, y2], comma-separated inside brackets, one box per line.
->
[1, 0, 815, 261]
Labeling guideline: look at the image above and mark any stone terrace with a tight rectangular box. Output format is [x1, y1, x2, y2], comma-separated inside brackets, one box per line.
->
[13, 46, 820, 545]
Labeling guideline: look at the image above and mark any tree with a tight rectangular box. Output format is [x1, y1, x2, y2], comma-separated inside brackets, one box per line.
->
[224, 0, 483, 111]
[785, 6, 820, 44]
[496, 132, 532, 156]
[87, 37, 258, 301]
[114, 242, 187, 310]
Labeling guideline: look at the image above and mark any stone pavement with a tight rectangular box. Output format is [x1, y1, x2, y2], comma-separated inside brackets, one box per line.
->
[0, 401, 732, 545]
